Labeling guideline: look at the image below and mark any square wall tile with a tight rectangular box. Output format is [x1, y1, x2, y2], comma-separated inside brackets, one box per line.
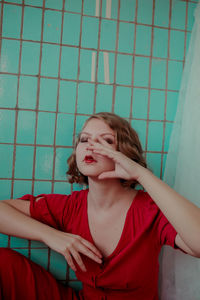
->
[0, 110, 15, 143]
[65, 0, 82, 13]
[131, 119, 147, 150]
[132, 88, 148, 119]
[164, 121, 173, 152]
[0, 180, 11, 200]
[149, 90, 165, 120]
[39, 78, 58, 112]
[31, 249, 48, 270]
[2, 4, 22, 38]
[83, 0, 97, 16]
[79, 49, 97, 82]
[147, 121, 163, 151]
[0, 39, 20, 73]
[153, 28, 168, 59]
[119, 0, 136, 21]
[25, 0, 43, 5]
[60, 46, 79, 80]
[0, 145, 14, 178]
[166, 91, 179, 122]
[15, 146, 34, 179]
[167, 61, 183, 91]
[77, 83, 95, 114]
[116, 54, 133, 85]
[45, 0, 63, 9]
[114, 86, 132, 118]
[21, 41, 40, 75]
[56, 113, 74, 146]
[100, 19, 117, 51]
[146, 152, 161, 178]
[36, 112, 56, 145]
[0, 74, 18, 108]
[13, 180, 32, 198]
[118, 22, 135, 54]
[137, 0, 153, 25]
[50, 251, 67, 280]
[75, 115, 89, 137]
[154, 0, 170, 28]
[81, 16, 99, 49]
[134, 57, 150, 88]
[58, 80, 77, 113]
[41, 44, 60, 77]
[54, 182, 72, 195]
[95, 84, 113, 113]
[43, 10, 62, 43]
[0, 234, 8, 247]
[17, 111, 36, 144]
[10, 237, 28, 248]
[102, 0, 119, 19]
[171, 0, 186, 30]
[18, 76, 38, 109]
[97, 52, 115, 84]
[55, 148, 73, 180]
[169, 30, 185, 60]
[151, 59, 167, 89]
[23, 6, 42, 41]
[135, 25, 152, 56]
[35, 147, 54, 179]
[6, 0, 22, 3]
[34, 181, 52, 195]
[62, 12, 81, 46]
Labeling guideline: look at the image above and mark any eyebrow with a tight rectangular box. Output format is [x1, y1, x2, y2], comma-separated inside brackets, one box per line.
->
[80, 132, 115, 137]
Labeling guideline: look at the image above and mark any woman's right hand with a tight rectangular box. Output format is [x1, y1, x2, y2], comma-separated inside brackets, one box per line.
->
[43, 228, 102, 272]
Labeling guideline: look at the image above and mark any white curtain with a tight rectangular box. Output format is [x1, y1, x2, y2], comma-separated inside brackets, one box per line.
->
[160, 2, 200, 299]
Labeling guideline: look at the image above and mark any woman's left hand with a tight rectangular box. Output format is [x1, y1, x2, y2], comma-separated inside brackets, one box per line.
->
[87, 136, 144, 181]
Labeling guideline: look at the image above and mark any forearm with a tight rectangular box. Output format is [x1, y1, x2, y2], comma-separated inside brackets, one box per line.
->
[0, 201, 54, 243]
[137, 166, 200, 254]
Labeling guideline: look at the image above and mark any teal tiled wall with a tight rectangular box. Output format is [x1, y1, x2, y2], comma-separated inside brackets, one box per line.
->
[0, 0, 198, 289]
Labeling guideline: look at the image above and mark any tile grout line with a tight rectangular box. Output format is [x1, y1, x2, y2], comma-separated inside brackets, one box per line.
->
[9, 0, 25, 249]
[144, 0, 156, 164]
[72, 0, 84, 194]
[129, 0, 138, 122]
[111, 0, 120, 112]
[93, 0, 102, 113]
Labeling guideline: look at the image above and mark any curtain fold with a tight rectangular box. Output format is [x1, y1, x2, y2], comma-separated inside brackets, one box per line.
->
[160, 2, 200, 299]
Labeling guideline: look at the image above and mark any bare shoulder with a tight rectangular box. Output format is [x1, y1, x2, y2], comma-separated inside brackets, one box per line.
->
[2, 199, 31, 216]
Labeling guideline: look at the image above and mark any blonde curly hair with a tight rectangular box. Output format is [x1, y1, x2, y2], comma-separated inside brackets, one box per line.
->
[66, 112, 152, 189]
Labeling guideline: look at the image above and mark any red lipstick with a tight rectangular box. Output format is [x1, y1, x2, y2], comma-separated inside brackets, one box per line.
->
[84, 155, 97, 163]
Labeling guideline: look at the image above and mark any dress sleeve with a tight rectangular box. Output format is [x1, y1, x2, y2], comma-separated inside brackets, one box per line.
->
[19, 193, 71, 231]
[156, 209, 187, 253]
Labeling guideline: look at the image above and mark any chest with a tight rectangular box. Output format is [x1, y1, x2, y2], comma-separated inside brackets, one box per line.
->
[88, 209, 129, 257]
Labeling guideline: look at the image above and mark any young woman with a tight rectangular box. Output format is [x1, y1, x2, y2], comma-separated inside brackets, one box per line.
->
[0, 112, 200, 300]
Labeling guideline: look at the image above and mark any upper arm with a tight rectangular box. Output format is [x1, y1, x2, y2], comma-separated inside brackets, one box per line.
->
[175, 234, 199, 257]
[2, 199, 31, 217]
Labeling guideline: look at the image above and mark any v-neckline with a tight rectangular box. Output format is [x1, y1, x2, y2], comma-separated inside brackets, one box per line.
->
[84, 189, 141, 260]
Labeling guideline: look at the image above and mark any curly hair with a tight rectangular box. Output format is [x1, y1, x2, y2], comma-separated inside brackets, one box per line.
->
[66, 112, 152, 189]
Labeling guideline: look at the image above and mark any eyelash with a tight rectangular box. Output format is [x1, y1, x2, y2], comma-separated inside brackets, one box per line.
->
[79, 137, 114, 144]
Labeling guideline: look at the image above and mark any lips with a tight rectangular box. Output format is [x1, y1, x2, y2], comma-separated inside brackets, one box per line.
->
[84, 155, 97, 163]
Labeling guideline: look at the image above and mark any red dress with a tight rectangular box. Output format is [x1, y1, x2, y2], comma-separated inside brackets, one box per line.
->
[0, 189, 184, 300]
[17, 189, 184, 300]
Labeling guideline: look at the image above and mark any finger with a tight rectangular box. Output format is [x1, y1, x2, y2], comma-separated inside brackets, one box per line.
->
[64, 250, 77, 272]
[81, 238, 102, 258]
[70, 249, 87, 272]
[77, 243, 102, 264]
[98, 171, 118, 180]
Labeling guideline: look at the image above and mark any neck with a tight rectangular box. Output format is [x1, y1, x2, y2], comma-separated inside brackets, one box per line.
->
[87, 177, 130, 210]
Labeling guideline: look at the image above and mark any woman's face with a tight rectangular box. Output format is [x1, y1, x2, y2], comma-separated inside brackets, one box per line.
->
[76, 118, 117, 179]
